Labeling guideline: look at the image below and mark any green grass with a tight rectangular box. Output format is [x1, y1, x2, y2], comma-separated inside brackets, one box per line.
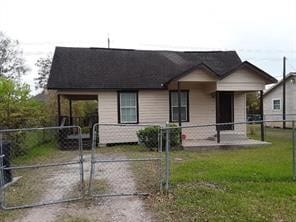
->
[151, 127, 296, 221]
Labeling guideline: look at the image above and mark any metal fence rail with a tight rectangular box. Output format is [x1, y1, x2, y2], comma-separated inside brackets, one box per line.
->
[0, 126, 84, 209]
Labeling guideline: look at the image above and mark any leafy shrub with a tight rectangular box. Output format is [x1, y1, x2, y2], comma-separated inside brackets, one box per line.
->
[137, 126, 159, 150]
[137, 124, 181, 150]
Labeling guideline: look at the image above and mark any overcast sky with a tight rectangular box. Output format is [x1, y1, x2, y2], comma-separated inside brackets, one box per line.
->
[1, 0, 295, 94]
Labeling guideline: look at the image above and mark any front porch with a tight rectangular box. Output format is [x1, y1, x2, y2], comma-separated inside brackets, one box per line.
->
[57, 93, 98, 149]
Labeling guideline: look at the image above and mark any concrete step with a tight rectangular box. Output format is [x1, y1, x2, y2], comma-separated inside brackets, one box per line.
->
[207, 132, 247, 141]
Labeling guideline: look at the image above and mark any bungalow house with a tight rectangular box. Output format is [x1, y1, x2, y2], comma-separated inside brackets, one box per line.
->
[264, 72, 296, 128]
[47, 47, 277, 146]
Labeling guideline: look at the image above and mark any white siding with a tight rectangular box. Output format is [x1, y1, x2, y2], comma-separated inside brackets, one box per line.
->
[139, 90, 169, 124]
[182, 85, 216, 140]
[178, 69, 216, 82]
[264, 79, 296, 127]
[217, 68, 266, 91]
[97, 88, 248, 144]
[98, 91, 118, 124]
[233, 92, 247, 133]
[98, 90, 169, 144]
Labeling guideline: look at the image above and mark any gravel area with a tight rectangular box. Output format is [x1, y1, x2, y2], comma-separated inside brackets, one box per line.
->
[13, 154, 154, 222]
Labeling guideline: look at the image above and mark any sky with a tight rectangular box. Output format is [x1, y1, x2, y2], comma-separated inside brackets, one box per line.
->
[1, 0, 295, 94]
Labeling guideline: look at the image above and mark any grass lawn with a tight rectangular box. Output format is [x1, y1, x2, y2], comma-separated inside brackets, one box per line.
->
[151, 127, 296, 221]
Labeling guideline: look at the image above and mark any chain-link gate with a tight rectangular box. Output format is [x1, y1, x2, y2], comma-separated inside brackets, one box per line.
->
[89, 123, 165, 197]
[0, 126, 84, 209]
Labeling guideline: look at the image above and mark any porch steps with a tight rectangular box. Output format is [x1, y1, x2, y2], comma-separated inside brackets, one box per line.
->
[207, 131, 247, 141]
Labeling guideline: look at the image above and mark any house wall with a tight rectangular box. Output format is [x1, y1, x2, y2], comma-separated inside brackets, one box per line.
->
[217, 68, 266, 91]
[177, 69, 216, 82]
[233, 92, 247, 133]
[264, 79, 296, 127]
[138, 90, 169, 124]
[96, 83, 247, 144]
[98, 90, 169, 144]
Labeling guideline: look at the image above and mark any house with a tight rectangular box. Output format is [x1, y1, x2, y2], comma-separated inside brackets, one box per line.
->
[263, 72, 296, 128]
[47, 47, 277, 145]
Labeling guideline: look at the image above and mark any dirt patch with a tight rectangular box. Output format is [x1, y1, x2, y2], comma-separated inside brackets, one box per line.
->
[12, 154, 154, 222]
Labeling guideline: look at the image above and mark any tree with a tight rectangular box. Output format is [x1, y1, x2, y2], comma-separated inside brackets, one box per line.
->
[246, 92, 260, 115]
[0, 76, 46, 128]
[0, 31, 28, 80]
[34, 54, 52, 90]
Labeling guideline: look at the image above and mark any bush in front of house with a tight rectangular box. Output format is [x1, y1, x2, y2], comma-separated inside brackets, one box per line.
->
[137, 124, 181, 150]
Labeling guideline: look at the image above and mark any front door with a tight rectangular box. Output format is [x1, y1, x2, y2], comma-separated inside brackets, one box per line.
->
[217, 92, 234, 130]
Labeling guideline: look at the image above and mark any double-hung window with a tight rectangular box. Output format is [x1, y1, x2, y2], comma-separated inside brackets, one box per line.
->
[170, 91, 189, 122]
[118, 92, 138, 123]
[272, 99, 281, 110]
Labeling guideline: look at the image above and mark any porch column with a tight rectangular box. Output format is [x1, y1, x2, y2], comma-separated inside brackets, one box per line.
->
[57, 94, 61, 125]
[260, 90, 265, 141]
[69, 99, 73, 125]
[177, 81, 182, 127]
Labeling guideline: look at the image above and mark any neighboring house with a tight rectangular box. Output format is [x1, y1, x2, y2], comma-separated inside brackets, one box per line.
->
[47, 47, 277, 144]
[263, 72, 296, 127]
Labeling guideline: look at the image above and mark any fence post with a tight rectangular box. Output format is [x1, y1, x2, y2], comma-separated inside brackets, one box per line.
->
[260, 120, 265, 141]
[292, 120, 296, 181]
[165, 127, 171, 193]
[217, 128, 220, 143]
[77, 127, 84, 197]
[0, 154, 4, 206]
[158, 127, 163, 193]
[89, 124, 98, 195]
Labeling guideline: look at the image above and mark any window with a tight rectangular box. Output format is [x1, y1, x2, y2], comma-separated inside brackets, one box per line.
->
[118, 92, 138, 123]
[272, 99, 281, 110]
[170, 91, 189, 122]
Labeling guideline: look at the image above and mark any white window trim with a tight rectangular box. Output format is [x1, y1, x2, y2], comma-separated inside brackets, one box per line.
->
[119, 92, 138, 123]
[272, 98, 281, 111]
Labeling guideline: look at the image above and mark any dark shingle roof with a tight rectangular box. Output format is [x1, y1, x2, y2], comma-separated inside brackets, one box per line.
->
[47, 47, 274, 90]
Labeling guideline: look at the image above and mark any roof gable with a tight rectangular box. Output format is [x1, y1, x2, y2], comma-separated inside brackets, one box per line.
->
[264, 72, 296, 96]
[220, 61, 277, 84]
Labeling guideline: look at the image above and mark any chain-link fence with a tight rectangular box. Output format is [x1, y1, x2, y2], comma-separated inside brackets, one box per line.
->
[89, 123, 165, 197]
[0, 126, 84, 209]
[162, 120, 296, 190]
[2, 120, 294, 210]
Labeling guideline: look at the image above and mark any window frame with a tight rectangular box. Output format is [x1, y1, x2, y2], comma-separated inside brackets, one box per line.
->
[117, 91, 139, 124]
[272, 98, 281, 111]
[169, 90, 190, 122]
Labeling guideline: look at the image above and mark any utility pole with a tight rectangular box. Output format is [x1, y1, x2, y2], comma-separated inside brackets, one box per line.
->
[283, 56, 286, 129]
[107, 34, 110, 48]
